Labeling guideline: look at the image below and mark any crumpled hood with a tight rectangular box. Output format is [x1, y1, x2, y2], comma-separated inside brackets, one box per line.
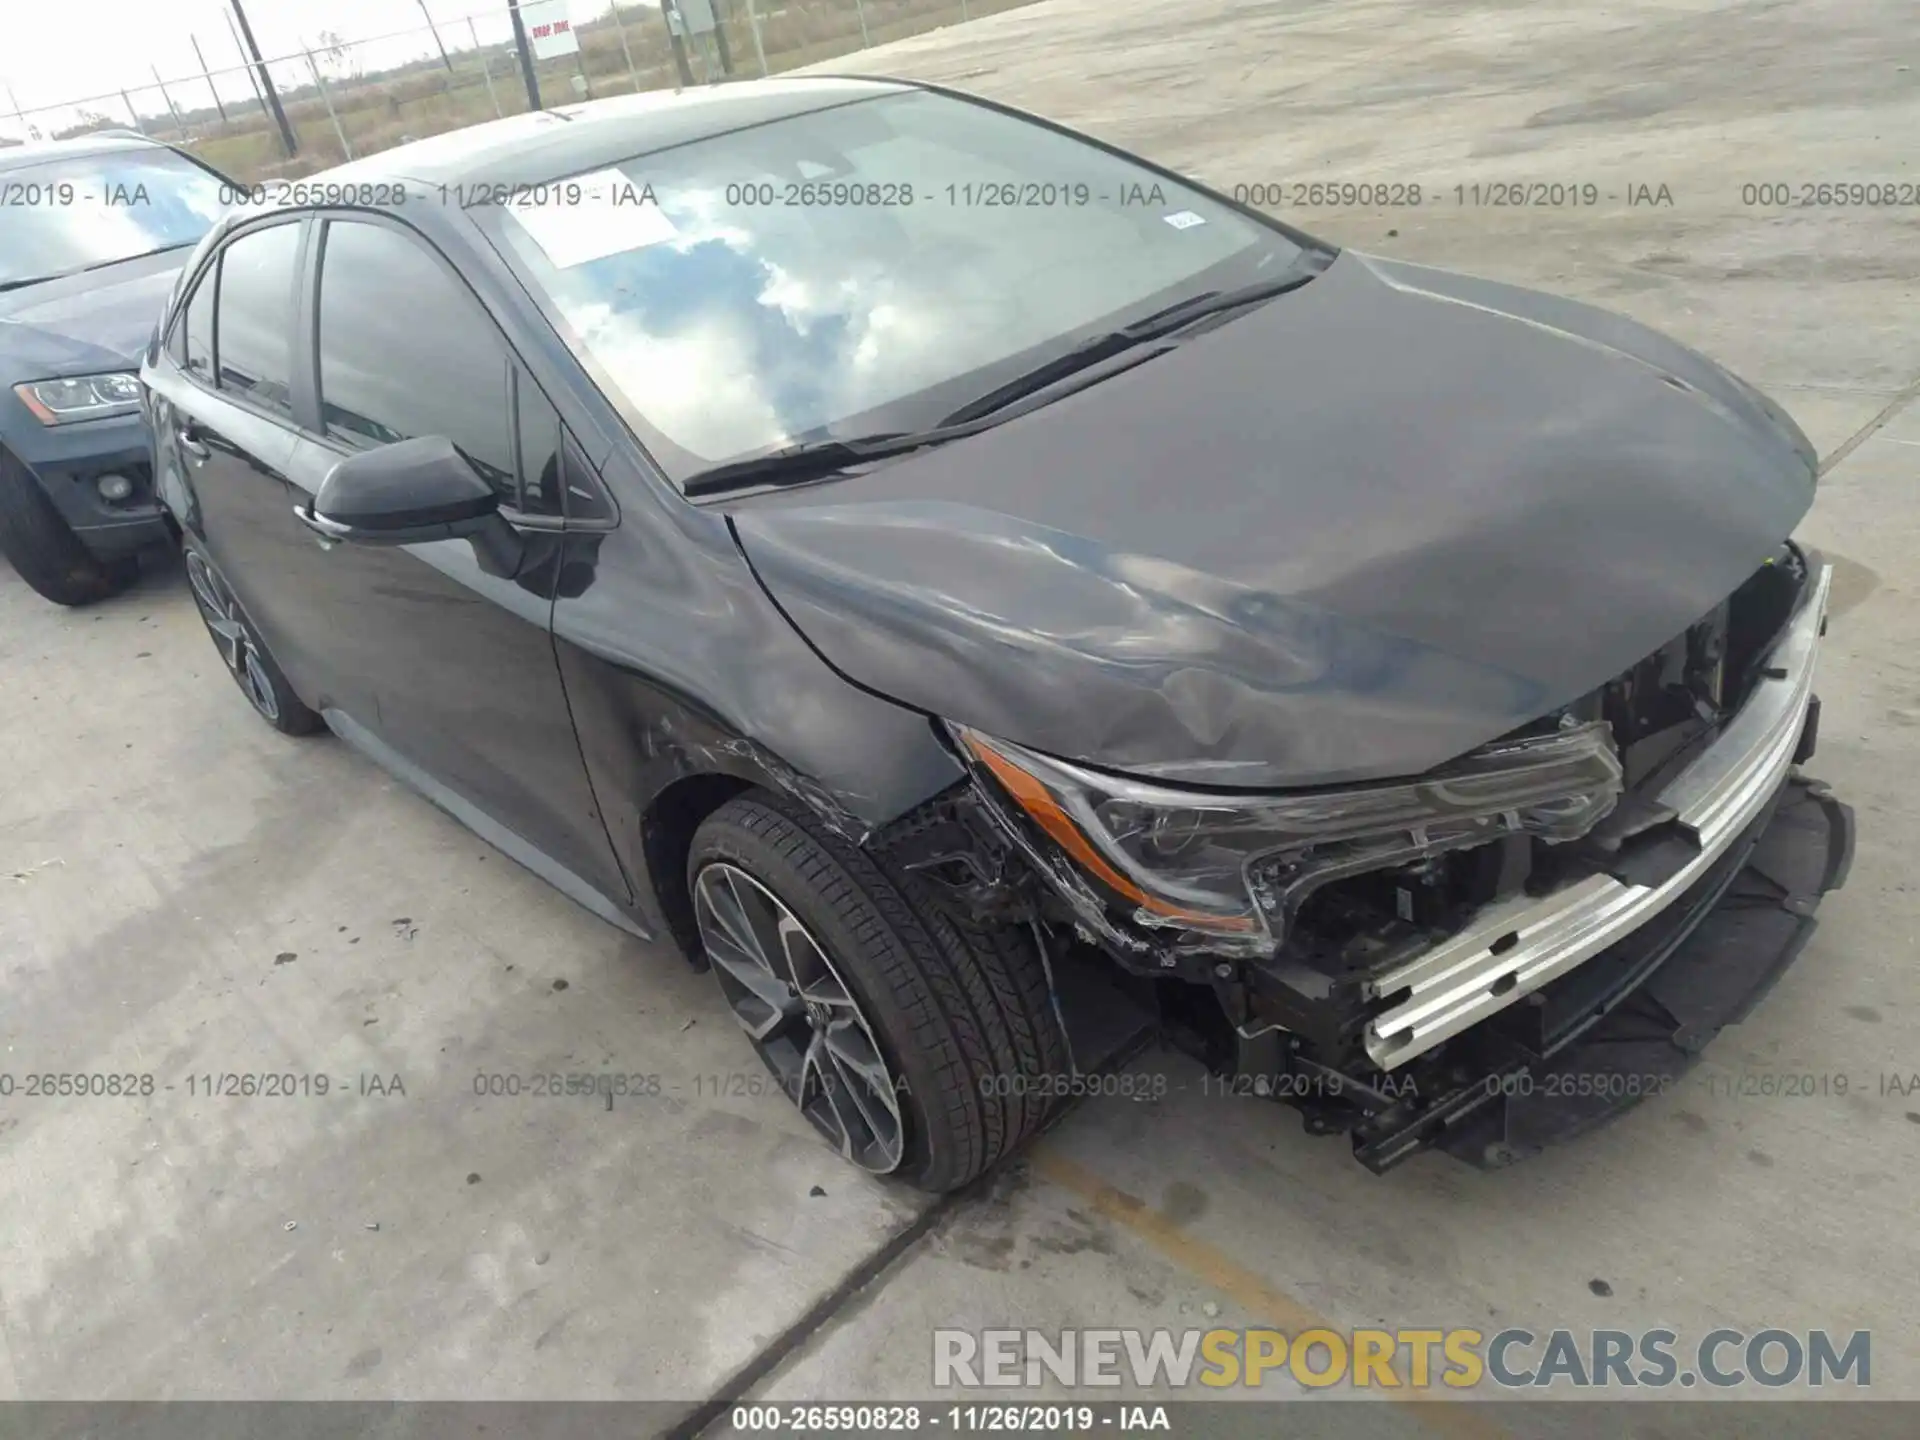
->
[0, 248, 183, 380]
[730, 251, 1817, 789]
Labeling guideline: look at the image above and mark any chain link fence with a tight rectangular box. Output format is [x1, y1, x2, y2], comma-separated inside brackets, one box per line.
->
[0, 0, 1033, 182]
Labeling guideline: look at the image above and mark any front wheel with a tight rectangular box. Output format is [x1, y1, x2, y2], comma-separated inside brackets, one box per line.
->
[688, 791, 1071, 1192]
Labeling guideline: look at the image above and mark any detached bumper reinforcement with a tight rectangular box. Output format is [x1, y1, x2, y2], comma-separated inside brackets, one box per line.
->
[1362, 563, 1834, 1071]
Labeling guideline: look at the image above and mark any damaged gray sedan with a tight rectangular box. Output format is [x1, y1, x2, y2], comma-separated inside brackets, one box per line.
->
[145, 78, 1850, 1190]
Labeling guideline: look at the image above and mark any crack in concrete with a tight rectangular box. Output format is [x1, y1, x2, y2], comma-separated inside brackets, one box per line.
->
[1818, 377, 1920, 476]
[676, 1027, 1160, 1436]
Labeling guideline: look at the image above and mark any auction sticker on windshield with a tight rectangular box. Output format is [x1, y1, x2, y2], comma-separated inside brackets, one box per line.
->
[505, 169, 676, 268]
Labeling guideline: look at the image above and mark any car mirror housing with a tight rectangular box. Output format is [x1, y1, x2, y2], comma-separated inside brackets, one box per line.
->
[312, 435, 496, 536]
[303, 436, 523, 576]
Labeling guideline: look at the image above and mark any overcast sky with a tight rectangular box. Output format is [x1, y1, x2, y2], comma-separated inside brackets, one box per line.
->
[0, 0, 625, 131]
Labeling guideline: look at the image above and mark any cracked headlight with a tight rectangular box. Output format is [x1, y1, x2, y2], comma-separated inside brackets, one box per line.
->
[14, 372, 143, 425]
[952, 721, 1623, 945]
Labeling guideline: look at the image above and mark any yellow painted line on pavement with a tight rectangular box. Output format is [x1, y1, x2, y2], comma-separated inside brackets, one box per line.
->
[1027, 1145, 1513, 1440]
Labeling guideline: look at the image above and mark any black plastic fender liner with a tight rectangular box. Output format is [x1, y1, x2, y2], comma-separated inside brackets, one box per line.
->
[1420, 774, 1854, 1170]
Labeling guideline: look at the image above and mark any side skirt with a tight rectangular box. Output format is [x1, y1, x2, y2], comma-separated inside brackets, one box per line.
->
[322, 706, 653, 942]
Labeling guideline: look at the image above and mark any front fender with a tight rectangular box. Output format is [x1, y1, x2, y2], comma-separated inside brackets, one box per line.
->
[548, 474, 967, 945]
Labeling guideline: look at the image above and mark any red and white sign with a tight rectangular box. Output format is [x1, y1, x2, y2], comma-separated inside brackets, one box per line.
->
[520, 0, 580, 60]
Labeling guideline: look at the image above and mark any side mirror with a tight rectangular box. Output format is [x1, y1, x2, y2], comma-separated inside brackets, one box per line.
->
[301, 435, 523, 576]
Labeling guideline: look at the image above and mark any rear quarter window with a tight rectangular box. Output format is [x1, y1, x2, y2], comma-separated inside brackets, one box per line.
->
[181, 262, 216, 385]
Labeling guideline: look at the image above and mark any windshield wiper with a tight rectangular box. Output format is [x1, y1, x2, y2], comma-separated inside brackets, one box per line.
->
[71, 242, 196, 276]
[2, 243, 199, 294]
[937, 264, 1326, 428]
[683, 431, 957, 497]
[682, 261, 1330, 497]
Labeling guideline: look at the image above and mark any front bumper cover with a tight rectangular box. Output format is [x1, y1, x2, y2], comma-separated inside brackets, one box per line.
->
[2, 411, 169, 559]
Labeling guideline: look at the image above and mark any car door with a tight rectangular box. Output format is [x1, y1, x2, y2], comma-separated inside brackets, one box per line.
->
[269, 213, 629, 908]
[147, 218, 310, 649]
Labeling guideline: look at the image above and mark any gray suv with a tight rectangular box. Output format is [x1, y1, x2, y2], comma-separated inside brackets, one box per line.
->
[0, 133, 230, 604]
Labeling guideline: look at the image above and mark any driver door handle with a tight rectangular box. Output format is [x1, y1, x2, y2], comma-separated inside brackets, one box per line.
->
[175, 422, 210, 462]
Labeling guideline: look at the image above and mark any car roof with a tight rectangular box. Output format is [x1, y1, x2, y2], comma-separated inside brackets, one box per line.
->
[313, 76, 918, 193]
[0, 132, 167, 172]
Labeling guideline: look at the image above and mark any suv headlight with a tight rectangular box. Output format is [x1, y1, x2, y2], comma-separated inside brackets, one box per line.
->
[14, 373, 143, 425]
[952, 721, 1623, 944]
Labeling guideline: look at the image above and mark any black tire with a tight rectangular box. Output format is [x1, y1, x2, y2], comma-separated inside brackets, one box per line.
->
[689, 790, 1071, 1193]
[182, 542, 325, 736]
[0, 448, 138, 607]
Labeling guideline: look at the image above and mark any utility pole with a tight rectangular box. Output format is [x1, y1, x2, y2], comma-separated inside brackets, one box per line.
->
[505, 0, 543, 111]
[229, 0, 297, 157]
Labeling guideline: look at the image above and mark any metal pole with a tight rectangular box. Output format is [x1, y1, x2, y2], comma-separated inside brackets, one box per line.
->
[415, 0, 456, 72]
[151, 66, 187, 138]
[304, 48, 353, 160]
[468, 19, 503, 117]
[230, 0, 298, 157]
[742, 0, 768, 76]
[119, 90, 149, 135]
[573, 48, 594, 99]
[190, 36, 230, 122]
[659, 3, 695, 88]
[606, 3, 643, 90]
[852, 0, 871, 49]
[223, 11, 269, 114]
[505, 0, 543, 111]
[710, 0, 734, 75]
[960, 0, 969, 18]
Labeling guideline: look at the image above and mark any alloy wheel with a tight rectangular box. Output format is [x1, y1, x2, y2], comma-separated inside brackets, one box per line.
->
[692, 861, 906, 1173]
[185, 551, 280, 724]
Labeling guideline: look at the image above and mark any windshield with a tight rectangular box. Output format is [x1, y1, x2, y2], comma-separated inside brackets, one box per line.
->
[0, 147, 227, 289]
[481, 90, 1317, 486]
